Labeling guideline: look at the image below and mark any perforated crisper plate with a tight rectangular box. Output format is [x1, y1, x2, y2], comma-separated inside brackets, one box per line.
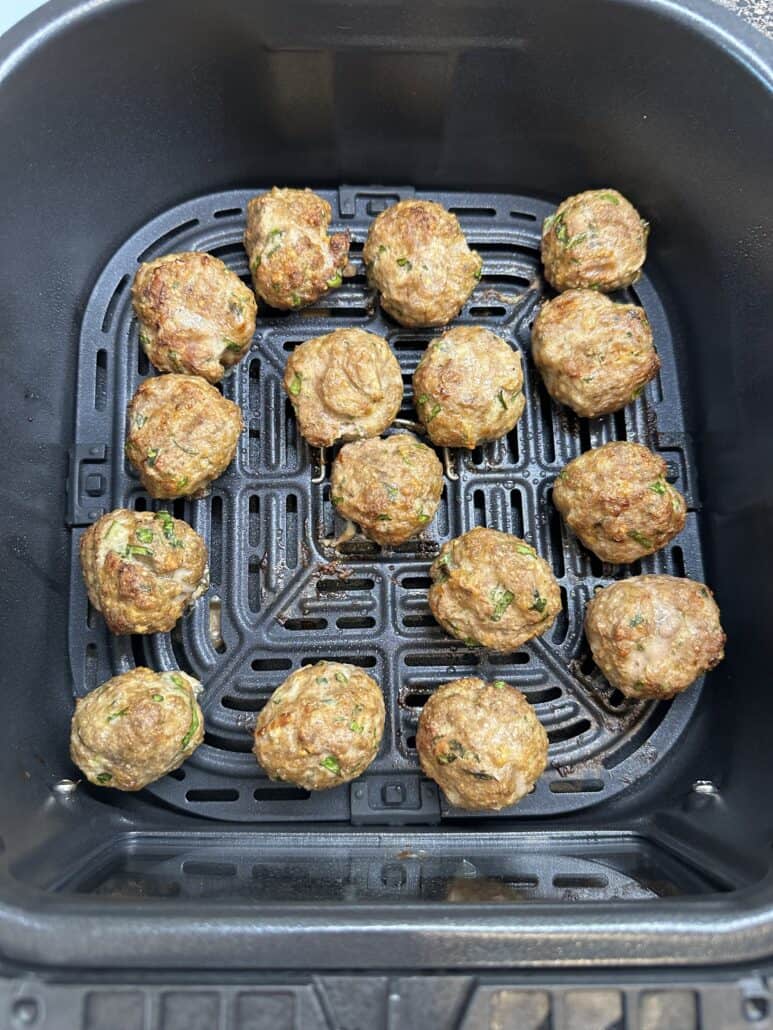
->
[67, 186, 704, 822]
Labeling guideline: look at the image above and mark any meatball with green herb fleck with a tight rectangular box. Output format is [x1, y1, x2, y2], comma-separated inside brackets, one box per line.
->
[412, 326, 525, 447]
[553, 442, 686, 564]
[125, 374, 242, 499]
[70, 667, 204, 790]
[585, 575, 725, 699]
[363, 200, 482, 327]
[243, 187, 350, 309]
[253, 662, 385, 790]
[541, 188, 649, 292]
[80, 509, 209, 635]
[428, 527, 561, 651]
[330, 433, 444, 546]
[531, 289, 659, 418]
[417, 678, 548, 810]
[132, 251, 257, 383]
[283, 328, 403, 448]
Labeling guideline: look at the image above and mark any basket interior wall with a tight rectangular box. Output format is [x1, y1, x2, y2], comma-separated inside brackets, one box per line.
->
[0, 0, 771, 901]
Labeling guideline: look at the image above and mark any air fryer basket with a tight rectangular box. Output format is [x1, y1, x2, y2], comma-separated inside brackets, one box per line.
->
[1, 0, 772, 988]
[69, 185, 705, 823]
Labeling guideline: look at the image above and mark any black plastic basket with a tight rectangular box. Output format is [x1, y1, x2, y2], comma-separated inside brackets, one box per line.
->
[68, 185, 706, 824]
[0, 0, 772, 1021]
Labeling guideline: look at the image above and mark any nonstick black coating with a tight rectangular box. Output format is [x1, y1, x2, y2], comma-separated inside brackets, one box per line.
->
[67, 186, 705, 821]
[0, 0, 772, 974]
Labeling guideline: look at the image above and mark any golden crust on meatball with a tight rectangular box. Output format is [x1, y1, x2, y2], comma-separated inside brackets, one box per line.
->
[253, 662, 385, 790]
[125, 374, 243, 499]
[80, 509, 208, 635]
[413, 326, 525, 448]
[243, 187, 350, 309]
[531, 289, 660, 418]
[71, 667, 204, 790]
[585, 575, 725, 699]
[541, 188, 648, 292]
[416, 678, 548, 810]
[283, 328, 403, 448]
[330, 433, 444, 546]
[428, 527, 562, 651]
[132, 251, 257, 383]
[363, 200, 482, 327]
[553, 442, 686, 563]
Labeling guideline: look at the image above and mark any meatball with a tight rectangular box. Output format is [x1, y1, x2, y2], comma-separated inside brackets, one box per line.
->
[585, 575, 725, 699]
[132, 251, 257, 383]
[362, 200, 482, 327]
[243, 187, 350, 309]
[330, 433, 444, 546]
[253, 662, 385, 790]
[416, 678, 548, 810]
[80, 509, 208, 635]
[445, 878, 525, 903]
[283, 328, 403, 448]
[125, 374, 243, 499]
[70, 667, 204, 790]
[541, 188, 649, 292]
[412, 326, 525, 448]
[531, 289, 659, 418]
[428, 528, 562, 651]
[553, 442, 687, 563]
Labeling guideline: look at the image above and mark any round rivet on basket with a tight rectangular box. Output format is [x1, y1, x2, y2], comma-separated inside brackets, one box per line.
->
[692, 780, 719, 797]
[11, 998, 40, 1026]
[52, 779, 79, 797]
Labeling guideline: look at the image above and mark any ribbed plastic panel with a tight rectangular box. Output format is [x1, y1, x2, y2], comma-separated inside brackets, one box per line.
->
[67, 186, 704, 821]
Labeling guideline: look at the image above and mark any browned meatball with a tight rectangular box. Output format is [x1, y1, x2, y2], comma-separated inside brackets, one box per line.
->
[283, 328, 403, 448]
[362, 200, 482, 327]
[253, 662, 385, 790]
[553, 442, 686, 563]
[416, 678, 548, 810]
[132, 251, 257, 383]
[585, 575, 725, 699]
[330, 433, 444, 546]
[243, 187, 350, 309]
[70, 668, 204, 790]
[428, 528, 562, 651]
[541, 188, 649, 292]
[125, 375, 243, 499]
[445, 878, 526, 903]
[531, 289, 659, 418]
[80, 509, 209, 635]
[412, 326, 525, 448]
